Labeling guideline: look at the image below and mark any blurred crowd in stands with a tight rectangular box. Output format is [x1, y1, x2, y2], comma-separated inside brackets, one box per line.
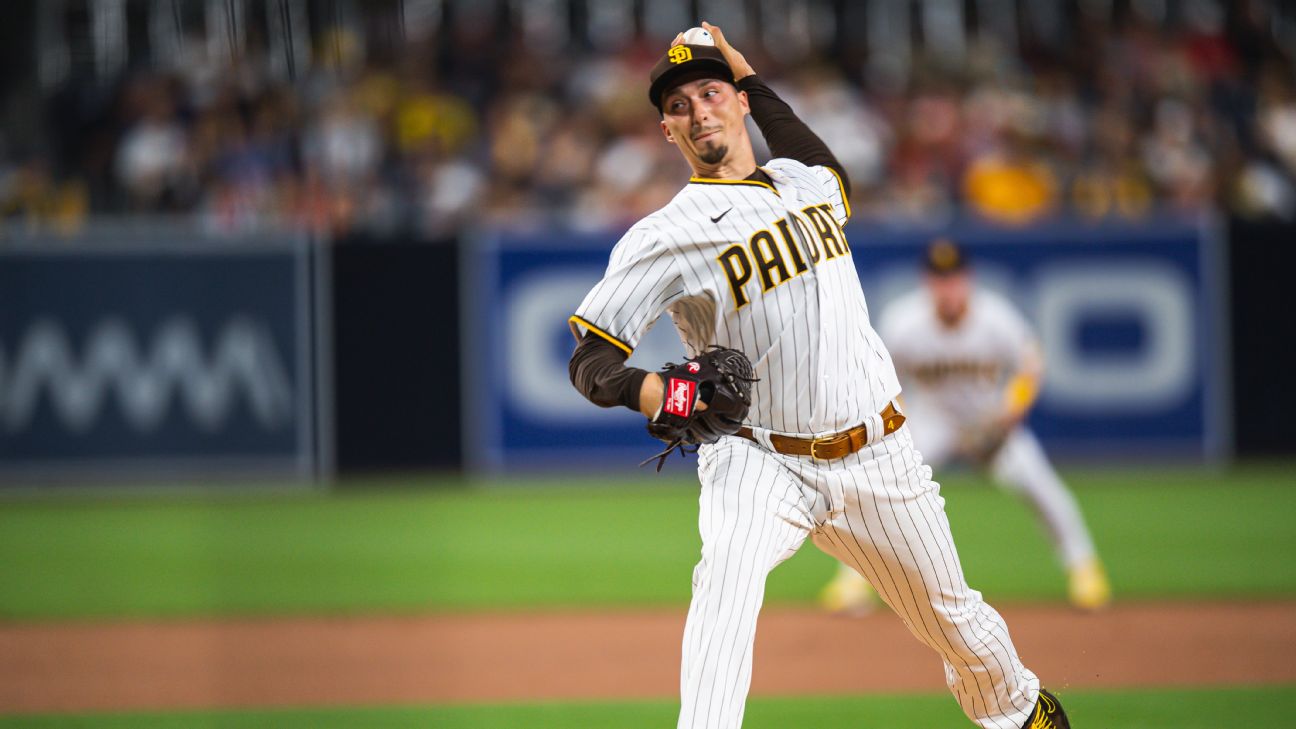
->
[3, 0, 1295, 237]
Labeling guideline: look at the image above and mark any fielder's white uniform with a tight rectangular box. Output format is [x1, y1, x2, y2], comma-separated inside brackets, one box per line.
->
[572, 160, 1040, 729]
[879, 289, 1098, 570]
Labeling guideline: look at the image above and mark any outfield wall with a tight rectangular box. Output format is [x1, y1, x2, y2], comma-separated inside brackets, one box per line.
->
[0, 230, 464, 484]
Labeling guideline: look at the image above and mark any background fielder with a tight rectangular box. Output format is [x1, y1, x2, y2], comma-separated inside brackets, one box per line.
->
[821, 239, 1111, 614]
[567, 23, 1071, 729]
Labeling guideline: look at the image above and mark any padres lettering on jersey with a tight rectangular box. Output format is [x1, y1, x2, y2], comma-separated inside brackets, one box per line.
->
[717, 202, 850, 310]
[571, 158, 900, 436]
[911, 360, 1002, 385]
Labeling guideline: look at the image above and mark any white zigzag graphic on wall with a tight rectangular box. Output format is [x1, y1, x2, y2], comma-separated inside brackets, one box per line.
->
[0, 317, 294, 433]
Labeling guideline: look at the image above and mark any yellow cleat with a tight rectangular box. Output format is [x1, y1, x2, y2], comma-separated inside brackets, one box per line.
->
[819, 569, 878, 615]
[1068, 557, 1112, 611]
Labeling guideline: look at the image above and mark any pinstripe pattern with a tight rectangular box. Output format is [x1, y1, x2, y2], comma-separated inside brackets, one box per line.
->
[683, 429, 1040, 729]
[682, 438, 820, 728]
[572, 159, 1040, 728]
[806, 428, 1038, 729]
[572, 158, 898, 436]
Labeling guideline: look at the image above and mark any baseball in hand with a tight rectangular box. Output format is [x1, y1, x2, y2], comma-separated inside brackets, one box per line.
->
[681, 27, 714, 45]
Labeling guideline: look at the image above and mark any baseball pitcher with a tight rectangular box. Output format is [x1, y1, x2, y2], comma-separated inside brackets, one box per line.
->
[567, 23, 1072, 729]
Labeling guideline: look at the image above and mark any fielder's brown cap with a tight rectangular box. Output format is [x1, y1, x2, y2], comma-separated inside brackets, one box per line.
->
[648, 44, 735, 110]
[924, 238, 969, 275]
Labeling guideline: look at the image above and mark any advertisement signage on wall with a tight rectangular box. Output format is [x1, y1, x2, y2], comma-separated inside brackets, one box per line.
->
[0, 235, 320, 482]
[468, 219, 1226, 471]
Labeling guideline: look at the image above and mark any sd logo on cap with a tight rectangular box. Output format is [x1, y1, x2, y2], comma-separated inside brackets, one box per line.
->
[648, 42, 735, 110]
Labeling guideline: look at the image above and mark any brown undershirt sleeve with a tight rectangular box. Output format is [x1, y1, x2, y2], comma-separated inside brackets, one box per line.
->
[569, 331, 650, 412]
[738, 75, 851, 198]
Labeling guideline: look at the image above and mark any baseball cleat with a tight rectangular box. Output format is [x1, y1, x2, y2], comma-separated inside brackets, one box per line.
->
[819, 569, 877, 615]
[1021, 688, 1070, 729]
[1067, 557, 1111, 611]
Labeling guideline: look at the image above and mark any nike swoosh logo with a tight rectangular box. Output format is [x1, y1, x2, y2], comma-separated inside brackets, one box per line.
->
[710, 208, 733, 224]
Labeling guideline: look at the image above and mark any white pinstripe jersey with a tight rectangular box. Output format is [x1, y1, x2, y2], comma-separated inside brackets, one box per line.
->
[570, 157, 900, 437]
[879, 288, 1035, 424]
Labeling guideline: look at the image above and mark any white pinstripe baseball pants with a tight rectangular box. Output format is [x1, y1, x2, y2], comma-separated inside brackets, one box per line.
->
[679, 426, 1040, 729]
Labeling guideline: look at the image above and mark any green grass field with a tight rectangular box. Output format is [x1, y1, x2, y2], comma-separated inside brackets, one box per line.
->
[1, 464, 1293, 619]
[3, 687, 1294, 728]
[2, 463, 1293, 726]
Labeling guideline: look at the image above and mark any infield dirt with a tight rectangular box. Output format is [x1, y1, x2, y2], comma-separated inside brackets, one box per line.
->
[3, 601, 1294, 714]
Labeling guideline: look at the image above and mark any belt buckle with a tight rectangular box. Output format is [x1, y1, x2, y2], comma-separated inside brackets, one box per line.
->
[809, 432, 849, 459]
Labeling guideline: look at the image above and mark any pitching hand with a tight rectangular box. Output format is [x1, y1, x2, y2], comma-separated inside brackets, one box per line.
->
[701, 21, 756, 80]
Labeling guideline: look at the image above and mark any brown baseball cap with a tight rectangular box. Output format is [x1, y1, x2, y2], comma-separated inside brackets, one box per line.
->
[924, 238, 969, 275]
[648, 44, 735, 110]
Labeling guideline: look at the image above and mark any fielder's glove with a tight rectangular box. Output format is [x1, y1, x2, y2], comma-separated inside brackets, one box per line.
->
[960, 416, 1015, 465]
[641, 346, 757, 471]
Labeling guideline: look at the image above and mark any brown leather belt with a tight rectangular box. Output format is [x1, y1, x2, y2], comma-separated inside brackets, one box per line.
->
[735, 402, 906, 460]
